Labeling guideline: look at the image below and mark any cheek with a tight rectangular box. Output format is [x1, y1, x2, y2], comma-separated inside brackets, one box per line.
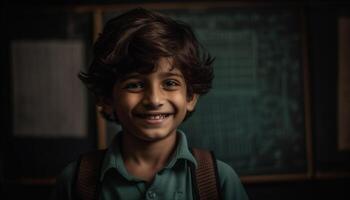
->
[113, 93, 140, 114]
[169, 93, 188, 112]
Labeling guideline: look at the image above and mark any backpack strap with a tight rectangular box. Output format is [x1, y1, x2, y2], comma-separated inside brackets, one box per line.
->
[76, 149, 107, 200]
[190, 148, 221, 200]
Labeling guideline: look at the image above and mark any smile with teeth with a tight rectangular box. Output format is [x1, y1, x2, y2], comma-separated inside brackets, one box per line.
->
[136, 113, 171, 120]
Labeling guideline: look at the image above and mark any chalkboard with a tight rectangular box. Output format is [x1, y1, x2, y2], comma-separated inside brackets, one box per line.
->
[104, 7, 308, 176]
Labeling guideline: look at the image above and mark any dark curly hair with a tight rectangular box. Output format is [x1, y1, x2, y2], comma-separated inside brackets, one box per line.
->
[79, 8, 214, 122]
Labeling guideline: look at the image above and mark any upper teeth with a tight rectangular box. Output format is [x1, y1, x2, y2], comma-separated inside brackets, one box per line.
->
[143, 114, 169, 120]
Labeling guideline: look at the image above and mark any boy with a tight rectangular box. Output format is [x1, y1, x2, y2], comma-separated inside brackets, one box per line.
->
[52, 8, 249, 200]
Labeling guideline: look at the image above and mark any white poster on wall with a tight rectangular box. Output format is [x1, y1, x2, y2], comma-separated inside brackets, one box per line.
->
[11, 40, 87, 138]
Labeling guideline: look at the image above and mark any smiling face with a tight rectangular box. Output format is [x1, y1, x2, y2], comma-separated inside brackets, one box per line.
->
[106, 57, 198, 143]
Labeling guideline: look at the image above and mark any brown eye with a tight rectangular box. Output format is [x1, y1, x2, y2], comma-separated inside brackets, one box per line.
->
[123, 82, 145, 92]
[163, 79, 180, 90]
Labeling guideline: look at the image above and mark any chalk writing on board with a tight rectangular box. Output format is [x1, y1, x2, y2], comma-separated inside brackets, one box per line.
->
[167, 9, 306, 175]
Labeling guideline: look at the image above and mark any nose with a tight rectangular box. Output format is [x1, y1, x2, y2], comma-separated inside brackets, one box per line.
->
[142, 83, 164, 109]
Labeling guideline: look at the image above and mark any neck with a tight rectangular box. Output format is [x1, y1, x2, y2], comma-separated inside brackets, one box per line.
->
[121, 131, 178, 180]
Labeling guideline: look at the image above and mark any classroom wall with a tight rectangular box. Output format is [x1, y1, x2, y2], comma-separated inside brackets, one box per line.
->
[1, 1, 350, 200]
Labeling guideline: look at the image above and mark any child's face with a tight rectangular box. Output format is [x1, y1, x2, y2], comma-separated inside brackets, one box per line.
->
[106, 57, 198, 142]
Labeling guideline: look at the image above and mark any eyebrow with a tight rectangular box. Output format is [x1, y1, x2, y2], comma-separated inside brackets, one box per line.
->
[120, 74, 143, 81]
[121, 71, 184, 81]
[160, 72, 184, 79]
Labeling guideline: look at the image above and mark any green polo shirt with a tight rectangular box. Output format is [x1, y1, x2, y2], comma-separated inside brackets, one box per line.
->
[52, 131, 249, 200]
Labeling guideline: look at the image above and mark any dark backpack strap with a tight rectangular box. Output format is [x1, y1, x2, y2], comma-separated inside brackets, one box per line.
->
[76, 149, 107, 200]
[190, 148, 221, 200]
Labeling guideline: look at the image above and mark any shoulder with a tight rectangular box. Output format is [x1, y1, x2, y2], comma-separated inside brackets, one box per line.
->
[216, 160, 241, 186]
[61, 160, 78, 177]
[51, 161, 78, 200]
[56, 161, 78, 185]
[215, 160, 250, 200]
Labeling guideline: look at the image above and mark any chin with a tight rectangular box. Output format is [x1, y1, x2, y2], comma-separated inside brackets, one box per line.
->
[134, 129, 175, 142]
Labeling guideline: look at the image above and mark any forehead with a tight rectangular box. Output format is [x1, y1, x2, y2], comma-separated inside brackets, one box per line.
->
[124, 57, 183, 78]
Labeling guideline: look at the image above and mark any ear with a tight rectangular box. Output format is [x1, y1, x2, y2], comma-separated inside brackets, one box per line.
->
[97, 97, 114, 115]
[186, 94, 199, 112]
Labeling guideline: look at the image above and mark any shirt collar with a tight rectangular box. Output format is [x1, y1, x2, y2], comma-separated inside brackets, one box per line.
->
[99, 130, 197, 182]
[164, 130, 197, 169]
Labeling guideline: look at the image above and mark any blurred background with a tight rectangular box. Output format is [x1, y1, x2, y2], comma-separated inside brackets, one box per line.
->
[1, 0, 350, 199]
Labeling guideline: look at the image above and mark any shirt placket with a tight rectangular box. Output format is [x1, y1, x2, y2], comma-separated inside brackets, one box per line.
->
[143, 174, 160, 200]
